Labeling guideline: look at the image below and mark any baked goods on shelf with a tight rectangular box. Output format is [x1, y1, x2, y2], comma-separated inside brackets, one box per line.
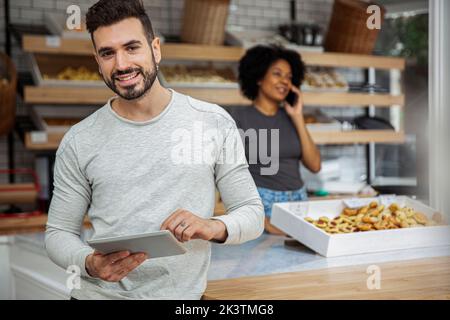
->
[30, 105, 98, 134]
[305, 201, 443, 234]
[303, 109, 342, 131]
[160, 64, 236, 84]
[302, 68, 348, 91]
[304, 115, 318, 124]
[43, 66, 101, 81]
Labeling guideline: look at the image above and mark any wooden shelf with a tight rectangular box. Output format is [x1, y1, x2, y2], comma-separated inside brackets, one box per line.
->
[162, 43, 244, 62]
[25, 86, 113, 105]
[302, 92, 404, 107]
[25, 85, 404, 107]
[302, 52, 405, 70]
[23, 35, 405, 70]
[25, 130, 404, 152]
[0, 183, 38, 204]
[311, 130, 405, 145]
[23, 35, 95, 56]
[25, 131, 65, 151]
[162, 44, 405, 70]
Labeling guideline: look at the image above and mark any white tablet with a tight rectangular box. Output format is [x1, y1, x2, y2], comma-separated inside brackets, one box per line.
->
[87, 230, 186, 259]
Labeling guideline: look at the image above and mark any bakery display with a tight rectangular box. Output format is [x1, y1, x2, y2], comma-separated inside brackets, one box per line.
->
[305, 201, 443, 234]
[302, 68, 348, 91]
[303, 109, 342, 131]
[30, 53, 105, 86]
[43, 66, 101, 81]
[160, 64, 236, 84]
[30, 105, 99, 133]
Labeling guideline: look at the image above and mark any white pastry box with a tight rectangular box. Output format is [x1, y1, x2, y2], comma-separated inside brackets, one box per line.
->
[271, 196, 450, 257]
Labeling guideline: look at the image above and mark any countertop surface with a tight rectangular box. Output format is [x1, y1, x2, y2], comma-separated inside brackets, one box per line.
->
[7, 231, 450, 281]
[205, 256, 450, 299]
[208, 233, 450, 280]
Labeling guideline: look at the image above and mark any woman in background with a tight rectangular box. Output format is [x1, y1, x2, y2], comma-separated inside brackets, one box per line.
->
[231, 45, 321, 235]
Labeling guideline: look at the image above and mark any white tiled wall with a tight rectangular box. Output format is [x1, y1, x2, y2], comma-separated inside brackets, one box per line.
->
[0, 0, 334, 47]
[0, 0, 367, 184]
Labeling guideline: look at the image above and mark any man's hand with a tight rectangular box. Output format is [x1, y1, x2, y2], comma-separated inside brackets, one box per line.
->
[161, 209, 228, 243]
[85, 250, 148, 282]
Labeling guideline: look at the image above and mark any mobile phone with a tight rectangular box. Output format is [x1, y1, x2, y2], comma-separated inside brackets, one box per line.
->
[286, 89, 298, 106]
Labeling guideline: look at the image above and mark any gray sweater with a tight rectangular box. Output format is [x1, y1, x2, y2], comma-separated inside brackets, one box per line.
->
[45, 89, 264, 300]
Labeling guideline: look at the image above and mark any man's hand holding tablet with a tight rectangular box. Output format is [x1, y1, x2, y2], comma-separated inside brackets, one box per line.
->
[84, 208, 228, 283]
[85, 250, 147, 282]
[161, 209, 228, 243]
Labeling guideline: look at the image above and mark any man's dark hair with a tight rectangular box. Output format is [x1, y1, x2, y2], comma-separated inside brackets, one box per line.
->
[238, 45, 306, 101]
[86, 0, 155, 46]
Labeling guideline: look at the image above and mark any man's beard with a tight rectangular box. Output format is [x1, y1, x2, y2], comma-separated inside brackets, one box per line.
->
[103, 65, 157, 101]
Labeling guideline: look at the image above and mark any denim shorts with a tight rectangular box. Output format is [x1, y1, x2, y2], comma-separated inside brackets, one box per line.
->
[257, 186, 308, 219]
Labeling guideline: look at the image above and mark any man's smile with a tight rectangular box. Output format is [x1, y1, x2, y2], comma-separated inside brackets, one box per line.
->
[115, 71, 142, 87]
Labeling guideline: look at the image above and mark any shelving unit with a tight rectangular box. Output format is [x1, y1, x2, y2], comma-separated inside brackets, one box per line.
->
[24, 85, 404, 107]
[310, 130, 405, 145]
[22, 34, 406, 149]
[0, 0, 409, 236]
[18, 34, 407, 211]
[23, 35, 406, 70]
[24, 129, 405, 151]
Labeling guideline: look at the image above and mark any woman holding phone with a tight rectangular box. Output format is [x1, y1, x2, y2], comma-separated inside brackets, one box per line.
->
[231, 45, 321, 235]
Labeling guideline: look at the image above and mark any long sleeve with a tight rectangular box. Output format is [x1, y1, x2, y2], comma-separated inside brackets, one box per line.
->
[45, 133, 94, 278]
[212, 122, 264, 245]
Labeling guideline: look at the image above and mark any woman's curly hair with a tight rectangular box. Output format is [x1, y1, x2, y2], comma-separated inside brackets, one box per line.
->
[238, 45, 306, 101]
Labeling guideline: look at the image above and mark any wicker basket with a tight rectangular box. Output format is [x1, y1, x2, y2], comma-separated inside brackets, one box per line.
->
[181, 0, 231, 45]
[324, 0, 386, 54]
[0, 53, 17, 136]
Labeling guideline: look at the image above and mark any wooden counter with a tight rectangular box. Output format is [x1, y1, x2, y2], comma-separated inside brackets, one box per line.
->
[203, 257, 450, 300]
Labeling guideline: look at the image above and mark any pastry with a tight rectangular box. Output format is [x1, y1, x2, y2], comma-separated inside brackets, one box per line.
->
[305, 217, 314, 223]
[413, 212, 428, 225]
[343, 208, 358, 216]
[304, 202, 443, 235]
